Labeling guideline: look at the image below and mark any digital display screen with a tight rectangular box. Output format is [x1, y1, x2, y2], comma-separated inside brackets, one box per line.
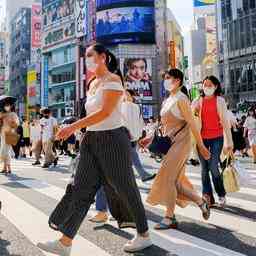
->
[96, 6, 155, 44]
[96, 0, 154, 10]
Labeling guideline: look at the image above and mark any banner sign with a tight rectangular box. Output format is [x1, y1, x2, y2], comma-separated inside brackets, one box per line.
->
[31, 4, 42, 48]
[43, 22, 75, 50]
[75, 0, 87, 37]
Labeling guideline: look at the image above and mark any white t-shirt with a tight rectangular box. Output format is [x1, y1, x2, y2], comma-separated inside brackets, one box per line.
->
[85, 82, 124, 131]
[244, 116, 256, 132]
[160, 91, 185, 120]
[121, 101, 144, 142]
[40, 116, 58, 142]
[30, 123, 41, 142]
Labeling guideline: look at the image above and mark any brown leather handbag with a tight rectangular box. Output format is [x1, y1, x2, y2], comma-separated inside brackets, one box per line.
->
[5, 130, 20, 146]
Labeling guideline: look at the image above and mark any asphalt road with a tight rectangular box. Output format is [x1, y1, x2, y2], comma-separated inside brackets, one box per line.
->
[0, 154, 255, 256]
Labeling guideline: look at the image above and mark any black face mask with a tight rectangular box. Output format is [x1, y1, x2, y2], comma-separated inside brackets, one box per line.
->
[44, 115, 49, 119]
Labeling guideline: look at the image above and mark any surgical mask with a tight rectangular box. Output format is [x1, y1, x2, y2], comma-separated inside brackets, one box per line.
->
[4, 105, 11, 112]
[203, 87, 215, 96]
[164, 80, 176, 92]
[86, 57, 97, 72]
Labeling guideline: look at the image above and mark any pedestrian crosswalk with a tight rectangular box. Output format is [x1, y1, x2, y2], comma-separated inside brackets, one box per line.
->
[0, 157, 255, 256]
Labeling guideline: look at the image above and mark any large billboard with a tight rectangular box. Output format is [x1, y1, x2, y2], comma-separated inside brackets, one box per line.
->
[75, 0, 87, 37]
[42, 21, 75, 50]
[96, 6, 155, 44]
[122, 58, 153, 100]
[96, 0, 154, 10]
[122, 58, 153, 119]
[194, 0, 215, 7]
[42, 0, 75, 28]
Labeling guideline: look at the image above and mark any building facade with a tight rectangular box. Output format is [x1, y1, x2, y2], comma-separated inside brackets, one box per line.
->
[0, 31, 7, 95]
[190, 2, 218, 86]
[9, 8, 32, 116]
[216, 0, 256, 107]
[41, 0, 77, 119]
[166, 9, 184, 71]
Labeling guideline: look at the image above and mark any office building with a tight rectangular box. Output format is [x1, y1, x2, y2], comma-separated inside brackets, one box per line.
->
[216, 0, 256, 107]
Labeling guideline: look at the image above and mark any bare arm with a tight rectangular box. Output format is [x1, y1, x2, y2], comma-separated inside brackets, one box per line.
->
[72, 90, 123, 131]
[177, 99, 204, 147]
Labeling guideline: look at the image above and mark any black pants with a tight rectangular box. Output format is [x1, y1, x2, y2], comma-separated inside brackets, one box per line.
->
[49, 127, 148, 239]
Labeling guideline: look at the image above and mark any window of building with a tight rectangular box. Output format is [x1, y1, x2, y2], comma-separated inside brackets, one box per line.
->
[252, 15, 256, 45]
[246, 16, 251, 47]
[240, 18, 246, 49]
[61, 108, 66, 118]
[250, 0, 256, 9]
[243, 0, 249, 13]
[248, 62, 253, 90]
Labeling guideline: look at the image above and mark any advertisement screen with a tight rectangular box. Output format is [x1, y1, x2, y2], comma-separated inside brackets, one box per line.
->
[123, 58, 153, 100]
[96, 7, 155, 44]
[96, 0, 154, 10]
[42, 0, 75, 28]
[194, 0, 215, 7]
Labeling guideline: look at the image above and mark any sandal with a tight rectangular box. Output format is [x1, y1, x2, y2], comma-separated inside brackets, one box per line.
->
[154, 216, 178, 230]
[199, 198, 211, 220]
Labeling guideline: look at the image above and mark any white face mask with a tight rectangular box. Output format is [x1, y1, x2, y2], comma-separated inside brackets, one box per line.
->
[86, 57, 97, 72]
[4, 105, 11, 112]
[203, 87, 215, 96]
[164, 80, 176, 92]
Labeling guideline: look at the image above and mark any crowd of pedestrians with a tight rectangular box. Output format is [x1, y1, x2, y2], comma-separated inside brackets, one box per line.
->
[0, 43, 255, 256]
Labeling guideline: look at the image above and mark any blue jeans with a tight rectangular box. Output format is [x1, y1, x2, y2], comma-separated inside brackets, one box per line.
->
[131, 143, 150, 179]
[199, 136, 226, 198]
[96, 186, 108, 212]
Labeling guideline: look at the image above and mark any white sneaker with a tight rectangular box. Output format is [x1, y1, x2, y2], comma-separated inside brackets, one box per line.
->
[37, 240, 71, 256]
[123, 235, 152, 253]
[219, 197, 226, 207]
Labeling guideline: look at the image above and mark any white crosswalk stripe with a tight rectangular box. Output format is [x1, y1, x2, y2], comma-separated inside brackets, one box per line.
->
[0, 158, 255, 256]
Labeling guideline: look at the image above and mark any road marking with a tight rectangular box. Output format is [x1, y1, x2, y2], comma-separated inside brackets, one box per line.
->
[137, 181, 256, 239]
[0, 187, 111, 256]
[12, 178, 256, 249]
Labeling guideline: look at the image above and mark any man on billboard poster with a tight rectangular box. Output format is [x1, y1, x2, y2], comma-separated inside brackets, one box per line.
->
[124, 58, 152, 100]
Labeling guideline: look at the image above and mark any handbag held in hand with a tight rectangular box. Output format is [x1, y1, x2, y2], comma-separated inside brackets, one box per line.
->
[222, 155, 240, 193]
[5, 130, 20, 146]
[149, 124, 186, 156]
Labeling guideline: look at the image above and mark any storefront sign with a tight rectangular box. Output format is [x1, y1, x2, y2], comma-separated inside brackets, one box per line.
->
[31, 4, 42, 48]
[43, 22, 75, 50]
[75, 0, 87, 37]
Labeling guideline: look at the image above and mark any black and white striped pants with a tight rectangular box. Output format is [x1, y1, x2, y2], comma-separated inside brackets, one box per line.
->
[49, 127, 148, 239]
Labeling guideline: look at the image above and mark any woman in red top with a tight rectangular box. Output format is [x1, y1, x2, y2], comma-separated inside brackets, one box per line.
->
[194, 76, 233, 207]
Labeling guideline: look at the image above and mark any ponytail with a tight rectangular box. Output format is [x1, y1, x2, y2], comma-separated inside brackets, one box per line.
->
[91, 43, 124, 86]
[106, 50, 124, 87]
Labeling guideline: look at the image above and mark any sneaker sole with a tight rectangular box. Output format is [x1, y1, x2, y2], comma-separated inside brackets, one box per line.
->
[123, 243, 153, 253]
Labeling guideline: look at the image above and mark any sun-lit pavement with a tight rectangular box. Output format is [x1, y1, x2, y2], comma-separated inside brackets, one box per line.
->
[0, 154, 255, 256]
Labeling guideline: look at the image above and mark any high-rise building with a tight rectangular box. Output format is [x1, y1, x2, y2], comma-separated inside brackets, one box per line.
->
[6, 0, 40, 31]
[0, 30, 7, 95]
[9, 8, 32, 116]
[41, 0, 77, 119]
[190, 1, 218, 86]
[216, 0, 256, 107]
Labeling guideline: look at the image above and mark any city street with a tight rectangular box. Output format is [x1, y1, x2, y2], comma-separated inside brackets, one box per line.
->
[0, 154, 255, 256]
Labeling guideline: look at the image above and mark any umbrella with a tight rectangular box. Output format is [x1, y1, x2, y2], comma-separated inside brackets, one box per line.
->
[62, 116, 77, 125]
[0, 95, 17, 107]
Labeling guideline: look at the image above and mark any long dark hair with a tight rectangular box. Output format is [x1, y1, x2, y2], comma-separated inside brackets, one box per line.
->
[91, 43, 124, 86]
[248, 107, 256, 119]
[166, 68, 189, 98]
[2, 103, 16, 113]
[202, 76, 222, 96]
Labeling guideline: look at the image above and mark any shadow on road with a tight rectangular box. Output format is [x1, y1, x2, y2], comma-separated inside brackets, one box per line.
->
[0, 231, 22, 256]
